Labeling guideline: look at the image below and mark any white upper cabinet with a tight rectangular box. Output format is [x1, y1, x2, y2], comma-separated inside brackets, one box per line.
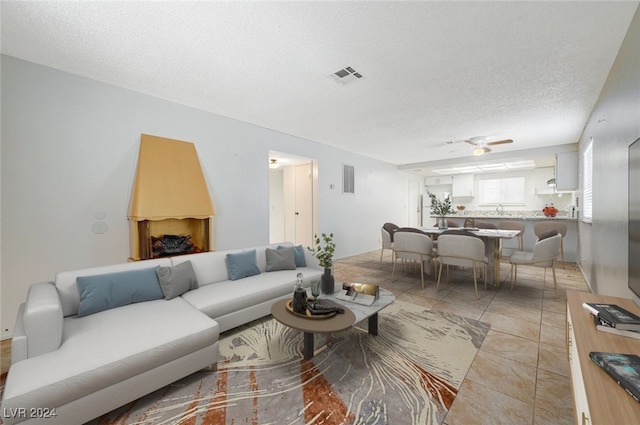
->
[556, 152, 578, 191]
[452, 174, 474, 197]
[424, 175, 453, 186]
[534, 167, 555, 195]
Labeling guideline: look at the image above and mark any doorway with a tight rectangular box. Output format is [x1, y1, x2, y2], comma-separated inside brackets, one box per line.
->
[269, 152, 318, 247]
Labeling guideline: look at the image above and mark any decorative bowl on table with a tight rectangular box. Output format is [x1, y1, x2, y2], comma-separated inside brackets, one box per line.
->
[285, 299, 336, 319]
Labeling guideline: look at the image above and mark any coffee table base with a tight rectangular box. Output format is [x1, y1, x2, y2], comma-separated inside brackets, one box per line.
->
[302, 313, 379, 360]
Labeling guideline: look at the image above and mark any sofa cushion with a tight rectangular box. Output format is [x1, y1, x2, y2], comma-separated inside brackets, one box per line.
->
[226, 250, 261, 281]
[0, 298, 219, 416]
[266, 247, 296, 271]
[55, 258, 172, 317]
[76, 267, 164, 317]
[182, 267, 322, 319]
[156, 261, 199, 299]
[171, 251, 234, 287]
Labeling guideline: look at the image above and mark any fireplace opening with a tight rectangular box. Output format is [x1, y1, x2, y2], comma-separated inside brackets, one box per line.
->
[129, 218, 211, 261]
[152, 234, 198, 258]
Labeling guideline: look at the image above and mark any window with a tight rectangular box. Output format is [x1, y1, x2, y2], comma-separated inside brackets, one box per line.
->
[582, 138, 593, 223]
[343, 164, 355, 194]
[478, 177, 525, 205]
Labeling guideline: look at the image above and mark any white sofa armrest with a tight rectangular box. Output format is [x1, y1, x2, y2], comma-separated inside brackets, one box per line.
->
[10, 303, 27, 364]
[22, 281, 63, 358]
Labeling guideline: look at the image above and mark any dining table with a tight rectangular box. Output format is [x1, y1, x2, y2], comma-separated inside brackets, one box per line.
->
[419, 227, 520, 286]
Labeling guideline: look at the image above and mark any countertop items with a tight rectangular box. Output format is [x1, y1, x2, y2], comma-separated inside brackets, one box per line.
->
[435, 214, 577, 221]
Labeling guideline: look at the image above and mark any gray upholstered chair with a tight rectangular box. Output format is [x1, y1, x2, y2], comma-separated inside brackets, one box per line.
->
[509, 233, 562, 298]
[435, 234, 487, 299]
[380, 227, 395, 266]
[392, 231, 434, 289]
[534, 221, 567, 266]
[475, 221, 497, 229]
[498, 220, 526, 255]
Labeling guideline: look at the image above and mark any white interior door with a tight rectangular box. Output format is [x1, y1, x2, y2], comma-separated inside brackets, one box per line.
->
[280, 161, 314, 247]
[408, 179, 421, 227]
[294, 163, 313, 247]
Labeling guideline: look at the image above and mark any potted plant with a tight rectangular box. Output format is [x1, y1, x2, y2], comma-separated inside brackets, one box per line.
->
[428, 192, 455, 229]
[309, 233, 336, 294]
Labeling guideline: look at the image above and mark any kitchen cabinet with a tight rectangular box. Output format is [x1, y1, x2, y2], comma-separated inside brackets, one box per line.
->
[556, 152, 578, 191]
[534, 167, 555, 195]
[424, 175, 453, 186]
[452, 174, 474, 197]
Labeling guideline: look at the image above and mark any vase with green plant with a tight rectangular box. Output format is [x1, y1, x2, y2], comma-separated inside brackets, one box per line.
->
[428, 192, 455, 229]
[309, 232, 336, 294]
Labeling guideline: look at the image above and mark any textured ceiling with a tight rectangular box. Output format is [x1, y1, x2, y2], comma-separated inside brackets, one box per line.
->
[1, 1, 637, 169]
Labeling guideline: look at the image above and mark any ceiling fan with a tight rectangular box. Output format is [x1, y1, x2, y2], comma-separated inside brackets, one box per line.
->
[464, 137, 514, 156]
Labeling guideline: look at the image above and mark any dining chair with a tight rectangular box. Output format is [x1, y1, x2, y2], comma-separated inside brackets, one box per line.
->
[391, 231, 434, 289]
[475, 221, 497, 229]
[435, 234, 487, 299]
[534, 221, 567, 266]
[498, 220, 526, 257]
[509, 233, 562, 298]
[380, 222, 399, 267]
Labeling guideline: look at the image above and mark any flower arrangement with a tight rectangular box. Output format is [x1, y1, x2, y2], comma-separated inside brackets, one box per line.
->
[542, 204, 558, 217]
[428, 192, 455, 217]
[309, 233, 336, 269]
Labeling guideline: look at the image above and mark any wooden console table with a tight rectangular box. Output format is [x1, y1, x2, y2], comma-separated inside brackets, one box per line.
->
[566, 290, 640, 425]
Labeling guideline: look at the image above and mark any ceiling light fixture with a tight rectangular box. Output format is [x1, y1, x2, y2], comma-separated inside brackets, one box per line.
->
[269, 159, 279, 169]
[473, 146, 486, 156]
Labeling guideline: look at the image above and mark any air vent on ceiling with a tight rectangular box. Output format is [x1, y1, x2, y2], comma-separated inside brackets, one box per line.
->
[328, 66, 364, 86]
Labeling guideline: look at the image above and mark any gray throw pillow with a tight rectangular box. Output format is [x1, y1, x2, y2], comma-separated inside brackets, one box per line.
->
[278, 244, 307, 267]
[156, 261, 199, 299]
[266, 247, 296, 272]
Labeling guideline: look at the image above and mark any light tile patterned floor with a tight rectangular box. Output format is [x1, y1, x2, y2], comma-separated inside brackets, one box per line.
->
[334, 249, 589, 425]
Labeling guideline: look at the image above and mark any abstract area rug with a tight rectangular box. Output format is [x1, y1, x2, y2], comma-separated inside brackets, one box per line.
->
[91, 301, 489, 425]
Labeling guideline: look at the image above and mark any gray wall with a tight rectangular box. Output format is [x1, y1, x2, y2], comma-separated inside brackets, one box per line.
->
[578, 7, 640, 303]
[0, 55, 420, 337]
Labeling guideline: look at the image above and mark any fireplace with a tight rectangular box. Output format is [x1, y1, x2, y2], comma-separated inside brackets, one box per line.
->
[128, 134, 215, 261]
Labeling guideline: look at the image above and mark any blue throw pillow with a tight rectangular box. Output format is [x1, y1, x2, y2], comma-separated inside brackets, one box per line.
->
[226, 250, 261, 281]
[76, 266, 164, 316]
[278, 245, 307, 267]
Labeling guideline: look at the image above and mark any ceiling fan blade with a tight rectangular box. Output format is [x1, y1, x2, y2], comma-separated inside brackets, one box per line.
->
[464, 139, 479, 146]
[484, 147, 492, 153]
[486, 139, 513, 146]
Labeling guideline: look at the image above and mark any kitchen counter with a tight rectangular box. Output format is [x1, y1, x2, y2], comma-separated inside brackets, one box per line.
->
[428, 214, 578, 261]
[439, 214, 577, 221]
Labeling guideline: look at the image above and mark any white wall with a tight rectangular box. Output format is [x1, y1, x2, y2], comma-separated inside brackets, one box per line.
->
[577, 7, 640, 303]
[0, 55, 419, 337]
[268, 169, 285, 243]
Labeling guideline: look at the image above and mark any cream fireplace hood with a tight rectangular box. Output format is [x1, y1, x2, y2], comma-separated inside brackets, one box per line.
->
[128, 134, 215, 220]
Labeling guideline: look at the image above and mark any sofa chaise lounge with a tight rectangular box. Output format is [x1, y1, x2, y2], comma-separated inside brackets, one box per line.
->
[1, 242, 322, 424]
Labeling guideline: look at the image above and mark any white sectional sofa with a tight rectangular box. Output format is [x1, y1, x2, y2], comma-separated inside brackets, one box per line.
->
[1, 242, 322, 425]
